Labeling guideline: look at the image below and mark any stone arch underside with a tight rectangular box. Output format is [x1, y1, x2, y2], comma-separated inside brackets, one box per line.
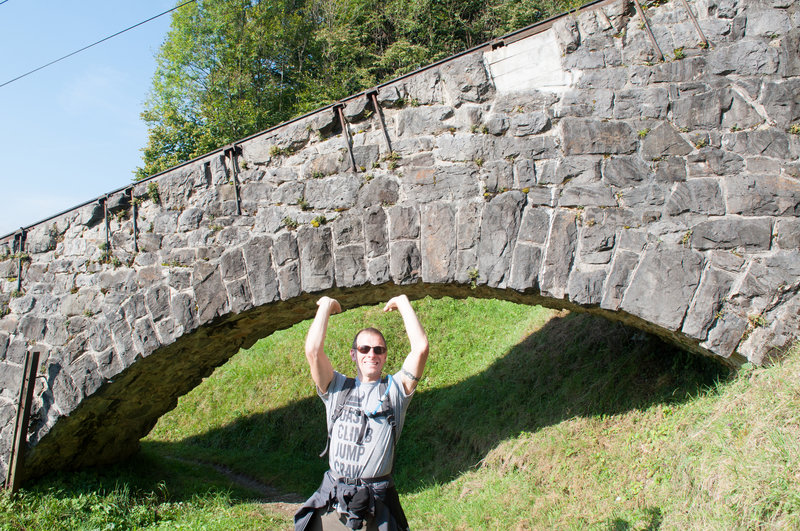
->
[1, 0, 799, 481]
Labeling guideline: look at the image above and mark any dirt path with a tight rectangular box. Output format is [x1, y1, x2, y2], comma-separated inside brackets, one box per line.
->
[165, 456, 305, 517]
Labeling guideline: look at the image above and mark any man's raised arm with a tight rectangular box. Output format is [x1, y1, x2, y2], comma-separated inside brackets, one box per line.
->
[384, 295, 429, 395]
[305, 296, 340, 393]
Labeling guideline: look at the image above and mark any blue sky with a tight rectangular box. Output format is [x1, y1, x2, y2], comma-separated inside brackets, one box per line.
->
[0, 0, 176, 237]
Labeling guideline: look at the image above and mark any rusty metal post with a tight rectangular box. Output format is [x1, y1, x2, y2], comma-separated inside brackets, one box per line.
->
[14, 229, 25, 294]
[103, 196, 110, 251]
[5, 350, 40, 492]
[632, 0, 664, 62]
[680, 0, 708, 48]
[334, 103, 358, 172]
[367, 91, 393, 156]
[224, 145, 242, 215]
[129, 187, 138, 253]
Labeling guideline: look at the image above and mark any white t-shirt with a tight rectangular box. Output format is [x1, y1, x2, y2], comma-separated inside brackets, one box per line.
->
[320, 371, 413, 479]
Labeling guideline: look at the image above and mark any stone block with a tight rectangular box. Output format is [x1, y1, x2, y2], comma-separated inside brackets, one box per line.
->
[396, 106, 454, 136]
[224, 277, 253, 314]
[776, 219, 800, 249]
[220, 248, 247, 281]
[278, 262, 301, 300]
[600, 250, 640, 311]
[518, 207, 550, 245]
[46, 362, 81, 416]
[579, 223, 616, 265]
[132, 316, 159, 357]
[666, 179, 726, 216]
[540, 209, 577, 299]
[478, 191, 526, 287]
[390, 241, 421, 285]
[620, 244, 704, 330]
[687, 147, 744, 177]
[567, 267, 607, 305]
[367, 255, 390, 285]
[701, 311, 748, 359]
[421, 203, 456, 283]
[405, 165, 480, 204]
[723, 130, 790, 159]
[305, 174, 361, 210]
[69, 354, 104, 399]
[364, 206, 388, 258]
[746, 9, 792, 38]
[170, 292, 197, 335]
[555, 89, 613, 118]
[508, 242, 543, 292]
[273, 232, 299, 266]
[653, 156, 687, 183]
[192, 261, 228, 325]
[344, 97, 369, 121]
[440, 52, 495, 104]
[682, 267, 736, 340]
[242, 235, 279, 306]
[297, 226, 334, 293]
[640, 122, 693, 161]
[332, 214, 364, 247]
[457, 201, 482, 250]
[559, 183, 616, 208]
[353, 145, 380, 171]
[602, 156, 650, 188]
[389, 205, 420, 240]
[177, 208, 204, 232]
[334, 245, 367, 288]
[708, 40, 779, 76]
[671, 89, 725, 131]
[560, 118, 637, 155]
[434, 133, 492, 162]
[725, 175, 799, 217]
[357, 177, 399, 209]
[478, 159, 512, 193]
[613, 88, 669, 120]
[721, 91, 764, 130]
[510, 112, 550, 136]
[145, 284, 171, 322]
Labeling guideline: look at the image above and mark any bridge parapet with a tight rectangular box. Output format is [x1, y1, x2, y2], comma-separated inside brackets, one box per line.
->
[1, 0, 798, 482]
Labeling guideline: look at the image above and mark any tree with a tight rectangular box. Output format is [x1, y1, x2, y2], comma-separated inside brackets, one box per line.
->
[137, 0, 584, 180]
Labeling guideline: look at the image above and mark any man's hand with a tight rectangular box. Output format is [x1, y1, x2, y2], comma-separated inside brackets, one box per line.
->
[382, 294, 407, 313]
[319, 296, 342, 315]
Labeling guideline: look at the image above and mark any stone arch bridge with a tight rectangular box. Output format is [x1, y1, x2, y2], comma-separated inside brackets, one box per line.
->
[1, 0, 798, 482]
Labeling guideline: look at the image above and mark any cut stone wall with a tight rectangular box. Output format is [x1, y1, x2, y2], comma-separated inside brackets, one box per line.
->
[0, 0, 798, 482]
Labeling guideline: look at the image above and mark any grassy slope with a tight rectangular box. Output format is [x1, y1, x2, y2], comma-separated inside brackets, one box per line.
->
[2, 297, 798, 530]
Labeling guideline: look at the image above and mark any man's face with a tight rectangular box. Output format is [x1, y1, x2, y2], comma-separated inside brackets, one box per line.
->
[350, 330, 387, 382]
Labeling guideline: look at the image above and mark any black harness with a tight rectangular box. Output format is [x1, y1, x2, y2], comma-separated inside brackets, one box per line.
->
[320, 375, 397, 460]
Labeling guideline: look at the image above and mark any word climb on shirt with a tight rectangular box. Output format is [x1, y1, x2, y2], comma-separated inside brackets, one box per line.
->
[332, 401, 373, 479]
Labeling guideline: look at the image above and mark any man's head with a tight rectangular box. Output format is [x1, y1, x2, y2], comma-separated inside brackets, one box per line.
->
[350, 327, 387, 382]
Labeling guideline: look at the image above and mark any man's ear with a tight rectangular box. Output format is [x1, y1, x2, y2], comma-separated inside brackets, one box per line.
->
[350, 349, 357, 362]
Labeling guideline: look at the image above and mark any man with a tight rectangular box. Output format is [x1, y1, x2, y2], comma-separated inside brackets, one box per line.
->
[294, 294, 429, 531]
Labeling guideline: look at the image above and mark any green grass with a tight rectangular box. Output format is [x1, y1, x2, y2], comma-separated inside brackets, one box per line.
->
[4, 297, 799, 529]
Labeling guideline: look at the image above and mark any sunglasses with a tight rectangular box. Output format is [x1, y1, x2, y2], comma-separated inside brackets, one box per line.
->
[355, 345, 387, 355]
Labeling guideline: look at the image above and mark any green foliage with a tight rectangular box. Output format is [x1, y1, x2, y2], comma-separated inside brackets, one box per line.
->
[136, 0, 585, 179]
[147, 182, 160, 204]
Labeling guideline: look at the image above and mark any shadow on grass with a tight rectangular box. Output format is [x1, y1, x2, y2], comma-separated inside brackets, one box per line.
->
[26, 312, 730, 507]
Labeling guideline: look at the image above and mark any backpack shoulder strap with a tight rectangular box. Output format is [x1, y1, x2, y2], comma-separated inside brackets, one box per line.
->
[319, 377, 356, 458]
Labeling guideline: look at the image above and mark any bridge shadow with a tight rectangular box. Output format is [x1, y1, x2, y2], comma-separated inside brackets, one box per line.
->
[140, 310, 728, 498]
[24, 310, 729, 511]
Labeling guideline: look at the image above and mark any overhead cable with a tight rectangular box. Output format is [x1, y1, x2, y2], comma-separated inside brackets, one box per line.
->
[0, 0, 196, 89]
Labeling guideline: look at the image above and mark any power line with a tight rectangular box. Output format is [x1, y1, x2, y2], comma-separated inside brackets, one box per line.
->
[0, 0, 196, 89]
